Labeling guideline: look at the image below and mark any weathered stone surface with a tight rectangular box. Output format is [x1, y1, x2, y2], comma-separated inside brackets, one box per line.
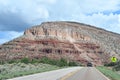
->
[0, 21, 120, 66]
[24, 22, 91, 42]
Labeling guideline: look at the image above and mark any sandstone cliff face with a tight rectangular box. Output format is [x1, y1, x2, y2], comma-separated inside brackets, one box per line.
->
[0, 21, 120, 66]
[24, 22, 91, 41]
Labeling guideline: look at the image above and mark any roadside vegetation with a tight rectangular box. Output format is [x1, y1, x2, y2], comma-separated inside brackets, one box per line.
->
[97, 66, 120, 80]
[0, 63, 60, 80]
[97, 61, 120, 80]
[104, 61, 120, 71]
[0, 57, 80, 80]
[0, 57, 80, 67]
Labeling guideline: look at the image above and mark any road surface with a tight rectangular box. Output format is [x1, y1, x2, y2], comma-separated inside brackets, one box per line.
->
[8, 67, 81, 80]
[8, 67, 110, 80]
[61, 67, 110, 80]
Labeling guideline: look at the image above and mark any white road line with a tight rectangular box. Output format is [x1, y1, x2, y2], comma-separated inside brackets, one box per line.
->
[94, 67, 110, 80]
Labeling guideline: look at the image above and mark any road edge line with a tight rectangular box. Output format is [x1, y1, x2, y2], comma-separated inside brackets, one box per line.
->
[94, 67, 110, 80]
[60, 68, 82, 80]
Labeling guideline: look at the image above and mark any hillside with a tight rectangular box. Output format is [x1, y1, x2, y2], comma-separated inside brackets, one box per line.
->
[0, 21, 120, 66]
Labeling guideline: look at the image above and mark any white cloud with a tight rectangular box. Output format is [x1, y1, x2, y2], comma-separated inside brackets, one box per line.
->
[0, 0, 120, 44]
[0, 0, 50, 24]
[85, 13, 120, 33]
[78, 0, 120, 13]
[21, 6, 49, 23]
[70, 13, 120, 33]
[7, 31, 23, 38]
[0, 0, 9, 6]
[0, 39, 9, 44]
[40, 0, 56, 4]
[0, 31, 23, 44]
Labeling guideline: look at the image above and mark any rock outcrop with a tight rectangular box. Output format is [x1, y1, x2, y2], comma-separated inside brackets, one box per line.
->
[0, 21, 120, 66]
[24, 22, 91, 41]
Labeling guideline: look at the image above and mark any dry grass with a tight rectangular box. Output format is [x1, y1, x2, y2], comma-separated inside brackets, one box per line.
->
[0, 63, 60, 80]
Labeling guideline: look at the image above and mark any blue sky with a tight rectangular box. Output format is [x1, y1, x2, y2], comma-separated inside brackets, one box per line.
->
[0, 0, 120, 44]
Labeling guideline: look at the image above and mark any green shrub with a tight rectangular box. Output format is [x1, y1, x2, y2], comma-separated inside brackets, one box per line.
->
[40, 57, 59, 66]
[31, 59, 39, 64]
[20, 58, 30, 64]
[68, 61, 78, 66]
[40, 57, 50, 63]
[0, 61, 5, 65]
[8, 60, 17, 64]
[57, 58, 68, 67]
[0, 57, 79, 67]
[104, 62, 117, 66]
[113, 61, 120, 71]
[104, 61, 120, 71]
[39, 57, 69, 67]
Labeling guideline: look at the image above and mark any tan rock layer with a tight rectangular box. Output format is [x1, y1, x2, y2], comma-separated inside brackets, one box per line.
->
[0, 21, 119, 66]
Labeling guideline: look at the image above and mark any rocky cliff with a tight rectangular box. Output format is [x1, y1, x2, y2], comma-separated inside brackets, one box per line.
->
[0, 21, 120, 66]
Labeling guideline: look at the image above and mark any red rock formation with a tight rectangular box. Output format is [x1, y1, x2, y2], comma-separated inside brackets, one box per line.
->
[0, 21, 120, 66]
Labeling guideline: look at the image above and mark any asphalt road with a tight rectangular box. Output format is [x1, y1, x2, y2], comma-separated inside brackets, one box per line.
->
[61, 67, 110, 80]
[8, 67, 82, 80]
[8, 67, 110, 80]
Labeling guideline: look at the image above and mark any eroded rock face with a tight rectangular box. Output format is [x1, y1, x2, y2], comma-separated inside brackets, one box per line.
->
[24, 22, 91, 41]
[0, 21, 120, 66]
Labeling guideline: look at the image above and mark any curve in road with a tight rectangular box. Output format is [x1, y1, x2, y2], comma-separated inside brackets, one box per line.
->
[60, 67, 110, 80]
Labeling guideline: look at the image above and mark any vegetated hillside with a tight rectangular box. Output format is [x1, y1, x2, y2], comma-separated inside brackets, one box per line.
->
[0, 62, 60, 80]
[0, 21, 120, 66]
